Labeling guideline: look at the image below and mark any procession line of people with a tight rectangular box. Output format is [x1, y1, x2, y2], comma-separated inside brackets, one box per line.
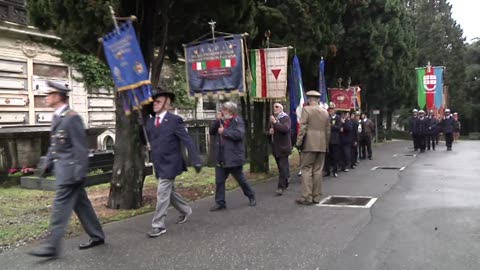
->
[27, 86, 377, 259]
[408, 108, 461, 152]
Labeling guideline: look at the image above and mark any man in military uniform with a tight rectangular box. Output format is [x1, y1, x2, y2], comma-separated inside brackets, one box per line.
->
[426, 110, 439, 151]
[28, 81, 105, 258]
[440, 109, 456, 151]
[295, 91, 330, 205]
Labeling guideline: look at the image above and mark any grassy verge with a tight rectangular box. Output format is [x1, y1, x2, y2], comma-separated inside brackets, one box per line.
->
[0, 151, 299, 253]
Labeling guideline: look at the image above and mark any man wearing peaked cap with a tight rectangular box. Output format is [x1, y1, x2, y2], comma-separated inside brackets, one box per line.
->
[295, 90, 330, 205]
[306, 90, 321, 97]
[28, 81, 105, 258]
[440, 108, 456, 151]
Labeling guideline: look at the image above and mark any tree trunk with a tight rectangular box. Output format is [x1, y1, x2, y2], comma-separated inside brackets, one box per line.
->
[151, 0, 171, 87]
[108, 0, 159, 209]
[250, 101, 269, 173]
[108, 97, 146, 209]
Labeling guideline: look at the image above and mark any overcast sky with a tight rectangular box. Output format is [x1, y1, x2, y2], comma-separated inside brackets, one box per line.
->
[448, 0, 479, 43]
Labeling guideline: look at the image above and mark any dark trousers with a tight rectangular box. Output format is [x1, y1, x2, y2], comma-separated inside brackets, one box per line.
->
[215, 166, 255, 206]
[418, 134, 426, 151]
[359, 136, 372, 159]
[340, 144, 351, 169]
[427, 134, 436, 150]
[325, 144, 340, 173]
[275, 156, 290, 189]
[47, 183, 105, 250]
[445, 133, 454, 149]
[351, 143, 358, 165]
[412, 134, 418, 150]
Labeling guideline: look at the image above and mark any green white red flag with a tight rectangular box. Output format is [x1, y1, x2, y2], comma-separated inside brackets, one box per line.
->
[250, 47, 288, 100]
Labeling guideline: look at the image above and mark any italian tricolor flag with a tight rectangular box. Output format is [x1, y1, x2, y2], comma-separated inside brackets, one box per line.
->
[192, 58, 237, 70]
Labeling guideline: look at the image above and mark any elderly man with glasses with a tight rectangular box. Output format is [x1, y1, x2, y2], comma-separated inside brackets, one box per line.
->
[269, 103, 292, 195]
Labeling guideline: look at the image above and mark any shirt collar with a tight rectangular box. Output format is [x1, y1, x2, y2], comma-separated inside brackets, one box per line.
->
[156, 111, 168, 121]
[54, 104, 68, 116]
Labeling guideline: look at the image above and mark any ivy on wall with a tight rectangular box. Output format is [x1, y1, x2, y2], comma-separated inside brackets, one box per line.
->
[60, 49, 114, 92]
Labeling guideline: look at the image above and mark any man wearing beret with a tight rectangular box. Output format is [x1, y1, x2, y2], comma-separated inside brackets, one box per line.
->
[146, 88, 203, 237]
[28, 81, 105, 258]
[295, 91, 330, 205]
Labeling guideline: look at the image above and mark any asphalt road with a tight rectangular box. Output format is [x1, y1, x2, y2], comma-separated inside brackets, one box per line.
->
[1, 140, 479, 270]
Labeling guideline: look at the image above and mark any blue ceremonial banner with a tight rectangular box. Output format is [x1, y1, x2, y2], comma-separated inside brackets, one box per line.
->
[103, 20, 152, 114]
[318, 58, 328, 105]
[185, 35, 245, 96]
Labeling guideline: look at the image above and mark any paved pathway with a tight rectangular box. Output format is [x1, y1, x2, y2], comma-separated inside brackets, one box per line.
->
[1, 140, 479, 270]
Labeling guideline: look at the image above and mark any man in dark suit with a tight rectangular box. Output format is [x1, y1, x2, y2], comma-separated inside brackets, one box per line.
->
[350, 111, 360, 167]
[269, 103, 292, 196]
[426, 110, 439, 151]
[209, 102, 256, 211]
[416, 110, 428, 153]
[340, 112, 353, 172]
[28, 81, 105, 258]
[409, 109, 419, 151]
[359, 113, 375, 160]
[324, 102, 342, 177]
[146, 89, 202, 238]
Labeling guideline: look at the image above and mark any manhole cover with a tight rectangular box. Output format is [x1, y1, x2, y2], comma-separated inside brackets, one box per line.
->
[393, 154, 417, 157]
[317, 196, 378, 208]
[371, 166, 405, 171]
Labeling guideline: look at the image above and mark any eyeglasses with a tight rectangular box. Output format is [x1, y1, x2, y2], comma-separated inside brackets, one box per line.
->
[274, 105, 281, 108]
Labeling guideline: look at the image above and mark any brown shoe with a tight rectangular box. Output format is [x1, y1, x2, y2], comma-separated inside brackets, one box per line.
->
[295, 198, 313, 205]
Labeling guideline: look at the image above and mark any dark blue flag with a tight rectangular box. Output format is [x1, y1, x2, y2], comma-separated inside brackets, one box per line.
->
[103, 20, 152, 114]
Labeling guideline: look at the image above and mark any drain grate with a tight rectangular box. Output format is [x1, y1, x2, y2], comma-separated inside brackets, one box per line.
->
[317, 195, 377, 208]
[393, 154, 417, 157]
[371, 166, 405, 171]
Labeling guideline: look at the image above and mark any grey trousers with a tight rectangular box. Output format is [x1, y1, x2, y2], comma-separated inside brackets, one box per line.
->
[152, 178, 191, 229]
[47, 183, 105, 249]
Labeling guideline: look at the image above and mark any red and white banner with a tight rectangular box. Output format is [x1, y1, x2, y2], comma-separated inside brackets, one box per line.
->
[250, 47, 288, 99]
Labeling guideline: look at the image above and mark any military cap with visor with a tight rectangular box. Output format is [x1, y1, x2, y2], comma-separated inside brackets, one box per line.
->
[305, 90, 321, 97]
[46, 81, 71, 95]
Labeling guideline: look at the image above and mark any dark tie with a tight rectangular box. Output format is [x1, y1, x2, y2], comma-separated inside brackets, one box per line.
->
[155, 116, 161, 127]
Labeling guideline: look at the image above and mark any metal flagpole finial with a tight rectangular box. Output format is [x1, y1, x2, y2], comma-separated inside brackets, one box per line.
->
[108, 5, 119, 33]
[348, 77, 352, 87]
[338, 77, 343, 88]
[208, 20, 216, 42]
[427, 61, 432, 72]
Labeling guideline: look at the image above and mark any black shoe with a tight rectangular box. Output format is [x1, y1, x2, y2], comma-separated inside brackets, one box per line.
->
[295, 198, 313, 205]
[147, 228, 166, 238]
[355, 162, 360, 165]
[447, 148, 452, 151]
[79, 239, 105, 250]
[368, 157, 372, 160]
[333, 172, 338, 178]
[342, 168, 349, 172]
[249, 198, 257, 207]
[312, 200, 320, 204]
[350, 166, 355, 169]
[209, 204, 226, 211]
[27, 246, 58, 258]
[324, 172, 330, 177]
[275, 188, 284, 196]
